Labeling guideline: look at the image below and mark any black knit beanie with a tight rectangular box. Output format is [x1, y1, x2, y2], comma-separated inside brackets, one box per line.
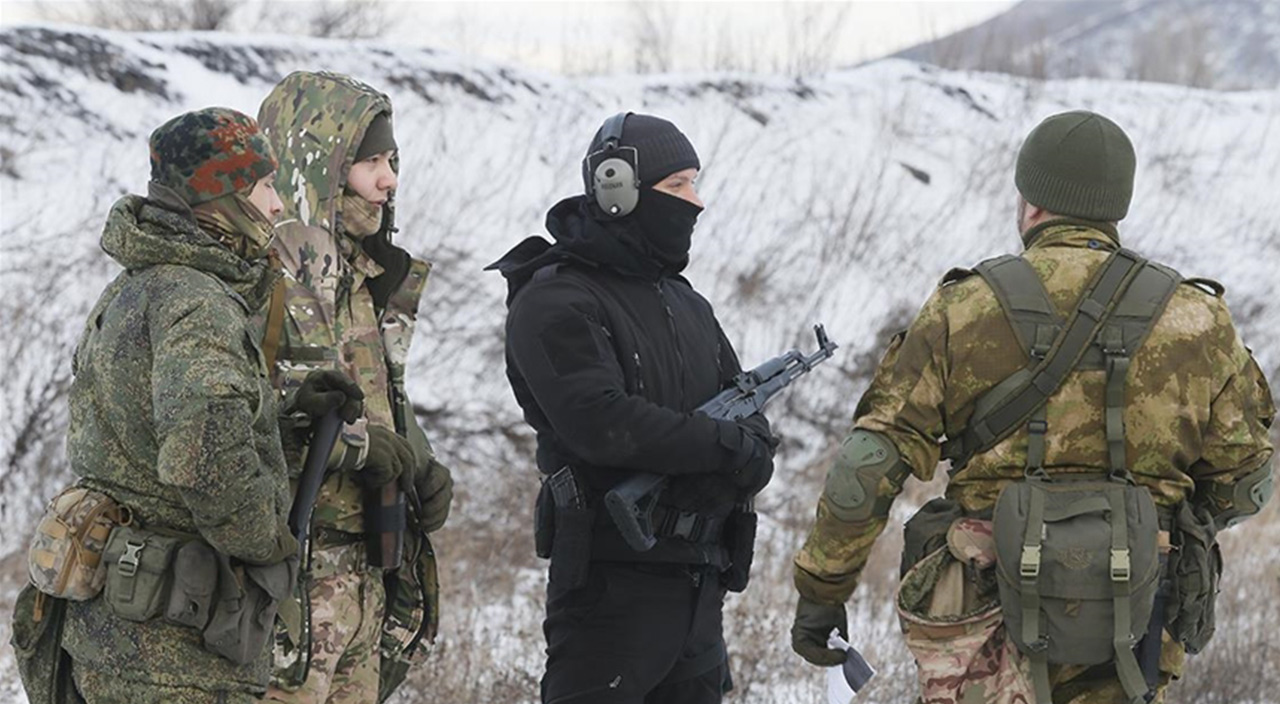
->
[1015, 110, 1136, 222]
[583, 113, 700, 189]
[355, 112, 397, 161]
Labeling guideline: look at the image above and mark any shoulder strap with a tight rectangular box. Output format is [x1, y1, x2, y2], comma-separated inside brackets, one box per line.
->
[942, 249, 1149, 472]
[262, 276, 287, 375]
[974, 255, 1062, 359]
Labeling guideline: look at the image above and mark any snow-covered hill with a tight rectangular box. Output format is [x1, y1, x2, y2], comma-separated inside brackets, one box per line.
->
[1, 24, 1277, 704]
[895, 0, 1280, 90]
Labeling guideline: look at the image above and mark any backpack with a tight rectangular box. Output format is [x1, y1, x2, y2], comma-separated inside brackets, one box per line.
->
[942, 248, 1181, 704]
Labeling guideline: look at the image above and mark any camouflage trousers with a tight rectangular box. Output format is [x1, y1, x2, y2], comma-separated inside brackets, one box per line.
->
[265, 543, 386, 704]
[73, 666, 257, 704]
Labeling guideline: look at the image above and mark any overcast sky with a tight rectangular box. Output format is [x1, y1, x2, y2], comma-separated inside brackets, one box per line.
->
[1, 0, 1019, 74]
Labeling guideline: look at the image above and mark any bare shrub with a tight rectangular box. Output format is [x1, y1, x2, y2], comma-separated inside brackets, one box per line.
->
[628, 0, 676, 74]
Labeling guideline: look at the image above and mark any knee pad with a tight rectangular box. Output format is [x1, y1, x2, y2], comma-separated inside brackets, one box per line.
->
[822, 430, 910, 522]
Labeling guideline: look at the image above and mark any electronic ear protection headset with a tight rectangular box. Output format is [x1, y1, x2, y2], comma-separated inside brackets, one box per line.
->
[583, 112, 639, 218]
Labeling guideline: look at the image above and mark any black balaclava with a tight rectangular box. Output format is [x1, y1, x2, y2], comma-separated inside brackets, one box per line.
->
[583, 113, 703, 273]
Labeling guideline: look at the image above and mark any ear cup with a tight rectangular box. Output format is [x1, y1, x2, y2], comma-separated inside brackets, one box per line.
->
[593, 156, 639, 217]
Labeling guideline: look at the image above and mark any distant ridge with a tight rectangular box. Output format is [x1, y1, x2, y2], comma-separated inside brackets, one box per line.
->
[893, 0, 1280, 90]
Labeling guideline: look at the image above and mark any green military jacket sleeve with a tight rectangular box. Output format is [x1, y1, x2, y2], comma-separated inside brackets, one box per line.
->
[149, 282, 287, 563]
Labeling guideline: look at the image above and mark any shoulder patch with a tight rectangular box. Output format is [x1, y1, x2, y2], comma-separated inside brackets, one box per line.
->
[1181, 277, 1225, 298]
[939, 267, 976, 287]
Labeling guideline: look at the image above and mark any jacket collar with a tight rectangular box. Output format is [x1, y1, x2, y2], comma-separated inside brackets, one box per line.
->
[1023, 218, 1121, 252]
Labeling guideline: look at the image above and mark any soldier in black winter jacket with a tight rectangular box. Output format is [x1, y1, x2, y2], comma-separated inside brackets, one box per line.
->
[490, 113, 775, 704]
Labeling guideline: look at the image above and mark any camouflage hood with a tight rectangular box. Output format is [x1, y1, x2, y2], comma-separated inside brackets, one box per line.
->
[257, 71, 394, 237]
[101, 194, 278, 309]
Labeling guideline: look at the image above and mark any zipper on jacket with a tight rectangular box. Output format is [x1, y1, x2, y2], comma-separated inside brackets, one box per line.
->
[654, 281, 687, 408]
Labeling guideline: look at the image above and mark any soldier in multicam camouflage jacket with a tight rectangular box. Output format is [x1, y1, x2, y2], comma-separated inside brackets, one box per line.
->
[256, 71, 453, 704]
[54, 108, 298, 703]
[791, 111, 1274, 703]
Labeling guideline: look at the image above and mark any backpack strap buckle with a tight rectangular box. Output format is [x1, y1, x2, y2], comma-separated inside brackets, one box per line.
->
[1111, 548, 1131, 582]
[1020, 545, 1042, 579]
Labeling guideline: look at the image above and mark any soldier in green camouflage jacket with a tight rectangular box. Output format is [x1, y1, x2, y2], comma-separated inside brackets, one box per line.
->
[256, 71, 453, 704]
[58, 108, 298, 703]
[791, 111, 1274, 703]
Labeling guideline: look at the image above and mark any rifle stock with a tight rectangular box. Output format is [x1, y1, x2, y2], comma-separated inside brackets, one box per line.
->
[289, 409, 343, 561]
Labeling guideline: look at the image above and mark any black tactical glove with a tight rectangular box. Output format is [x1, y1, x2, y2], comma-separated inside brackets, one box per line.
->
[402, 455, 454, 533]
[723, 414, 779, 495]
[791, 595, 848, 666]
[360, 425, 413, 487]
[294, 370, 364, 424]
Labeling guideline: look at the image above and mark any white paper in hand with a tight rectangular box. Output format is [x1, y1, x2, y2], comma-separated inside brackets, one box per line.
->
[825, 631, 875, 704]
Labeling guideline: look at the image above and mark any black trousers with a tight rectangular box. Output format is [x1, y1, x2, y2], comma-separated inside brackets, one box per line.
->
[541, 562, 732, 704]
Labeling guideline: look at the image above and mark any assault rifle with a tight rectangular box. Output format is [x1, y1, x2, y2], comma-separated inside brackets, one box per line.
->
[288, 409, 344, 561]
[604, 324, 839, 552]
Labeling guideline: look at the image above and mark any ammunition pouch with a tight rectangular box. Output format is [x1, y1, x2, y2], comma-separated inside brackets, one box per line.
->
[164, 541, 218, 630]
[550, 505, 595, 590]
[103, 526, 181, 622]
[101, 524, 296, 667]
[722, 507, 757, 593]
[203, 554, 296, 666]
[1166, 502, 1222, 654]
[534, 480, 555, 559]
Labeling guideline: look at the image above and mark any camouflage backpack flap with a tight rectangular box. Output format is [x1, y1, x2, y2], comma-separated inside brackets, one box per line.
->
[28, 486, 131, 601]
[897, 519, 1034, 704]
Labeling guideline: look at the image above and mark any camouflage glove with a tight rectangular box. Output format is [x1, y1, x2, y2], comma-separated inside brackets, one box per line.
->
[360, 425, 413, 487]
[791, 595, 848, 666]
[402, 456, 453, 533]
[294, 369, 364, 423]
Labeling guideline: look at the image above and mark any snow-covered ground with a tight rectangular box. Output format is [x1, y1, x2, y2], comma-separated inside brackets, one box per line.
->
[1, 24, 1277, 704]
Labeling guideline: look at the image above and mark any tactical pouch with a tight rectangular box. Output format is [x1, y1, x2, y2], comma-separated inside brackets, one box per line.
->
[534, 480, 555, 559]
[1166, 502, 1222, 654]
[164, 540, 218, 630]
[993, 480, 1160, 666]
[203, 554, 295, 666]
[900, 498, 965, 577]
[28, 485, 130, 602]
[897, 519, 1033, 701]
[722, 508, 757, 593]
[102, 526, 180, 622]
[549, 507, 595, 589]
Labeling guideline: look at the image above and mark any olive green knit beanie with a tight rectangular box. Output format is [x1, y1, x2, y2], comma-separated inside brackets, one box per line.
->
[1015, 111, 1136, 222]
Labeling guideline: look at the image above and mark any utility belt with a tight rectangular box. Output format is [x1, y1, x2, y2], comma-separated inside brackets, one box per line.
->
[26, 486, 294, 667]
[533, 467, 752, 592]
